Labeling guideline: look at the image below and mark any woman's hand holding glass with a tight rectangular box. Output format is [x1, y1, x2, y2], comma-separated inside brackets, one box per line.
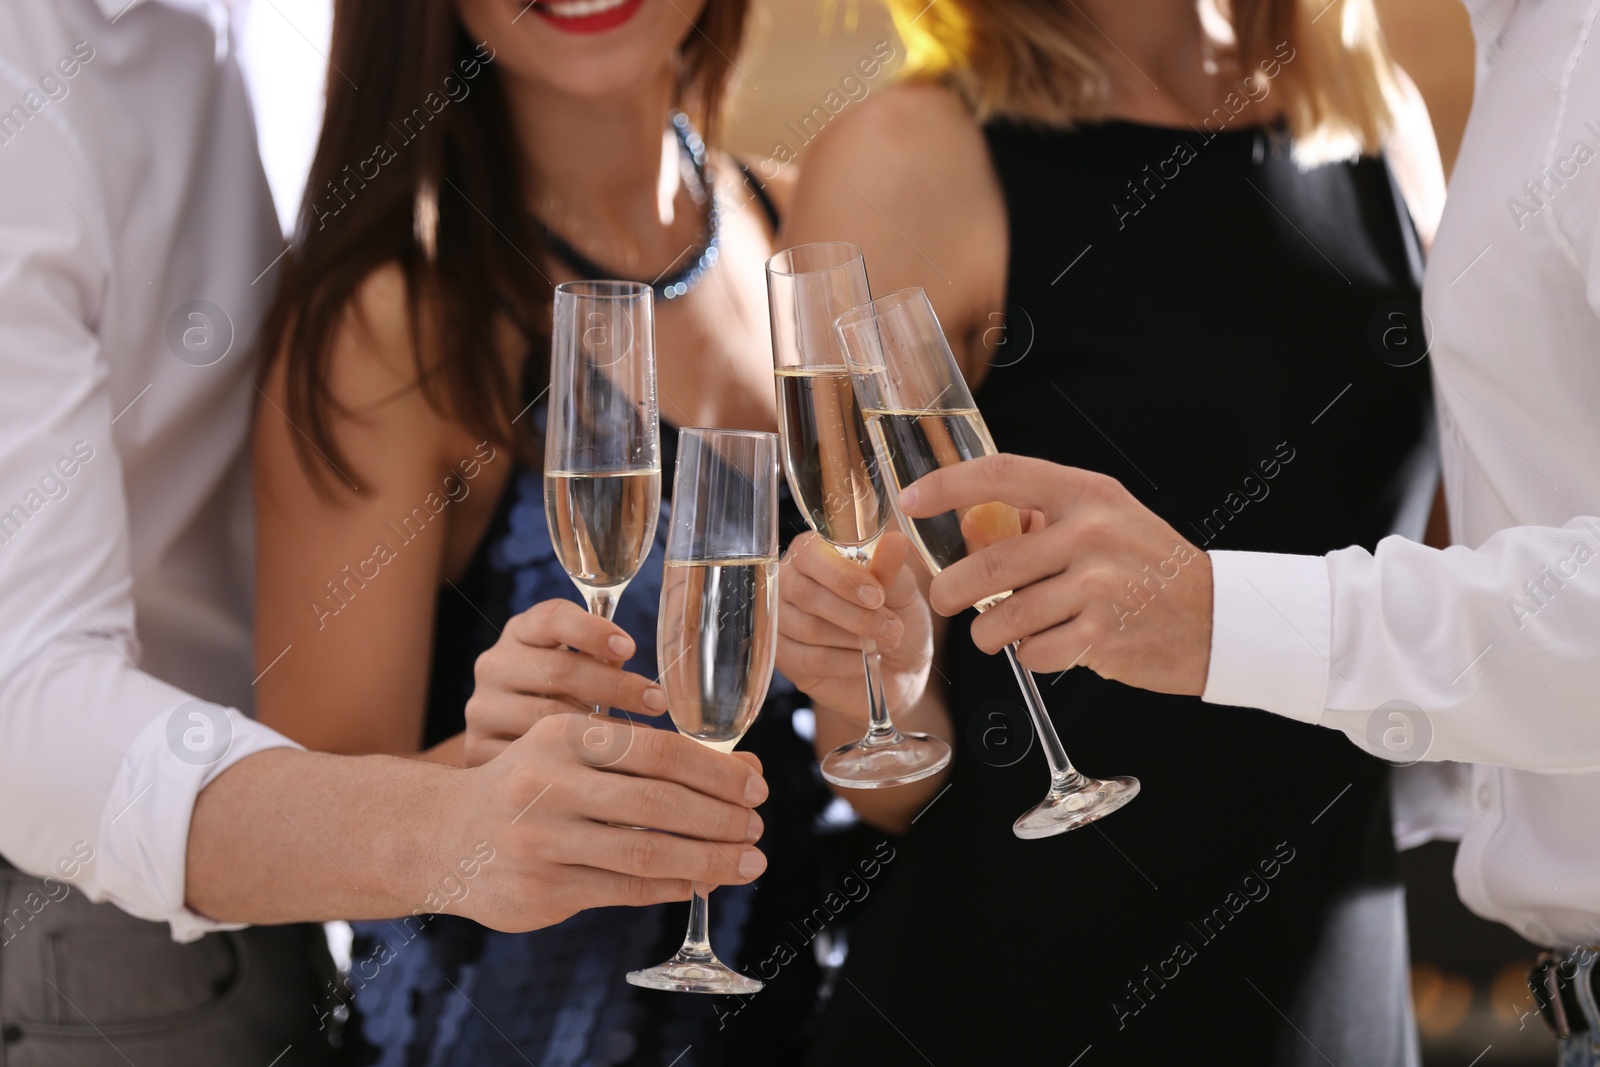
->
[767, 242, 952, 787]
[463, 599, 670, 768]
[777, 529, 932, 729]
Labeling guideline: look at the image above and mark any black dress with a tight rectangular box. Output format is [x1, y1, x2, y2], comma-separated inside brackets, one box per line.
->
[805, 120, 1435, 1065]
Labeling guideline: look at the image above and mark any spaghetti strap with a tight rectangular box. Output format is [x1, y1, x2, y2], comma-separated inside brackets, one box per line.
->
[737, 160, 782, 233]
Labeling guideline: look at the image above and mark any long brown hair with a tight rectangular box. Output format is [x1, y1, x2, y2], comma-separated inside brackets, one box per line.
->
[884, 0, 1399, 165]
[259, 0, 749, 491]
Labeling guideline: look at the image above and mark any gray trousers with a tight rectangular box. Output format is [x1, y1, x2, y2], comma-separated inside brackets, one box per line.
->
[0, 860, 338, 1066]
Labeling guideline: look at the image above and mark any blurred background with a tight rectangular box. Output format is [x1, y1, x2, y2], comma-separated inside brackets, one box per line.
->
[241, 1, 1548, 1062]
[721, 0, 1478, 170]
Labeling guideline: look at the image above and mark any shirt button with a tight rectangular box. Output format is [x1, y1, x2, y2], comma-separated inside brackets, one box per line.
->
[1477, 782, 1494, 808]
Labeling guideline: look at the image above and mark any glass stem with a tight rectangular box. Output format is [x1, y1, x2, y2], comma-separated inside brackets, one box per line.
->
[859, 643, 901, 745]
[1003, 643, 1083, 796]
[679, 883, 715, 961]
[584, 587, 621, 717]
[585, 588, 620, 623]
[840, 544, 902, 747]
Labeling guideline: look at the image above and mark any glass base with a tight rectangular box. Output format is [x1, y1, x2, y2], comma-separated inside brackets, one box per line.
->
[1013, 775, 1139, 840]
[819, 732, 951, 790]
[626, 953, 764, 995]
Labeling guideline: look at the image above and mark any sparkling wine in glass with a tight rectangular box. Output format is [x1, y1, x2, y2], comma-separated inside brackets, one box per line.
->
[767, 242, 951, 789]
[835, 287, 1139, 839]
[626, 428, 779, 995]
[545, 281, 661, 714]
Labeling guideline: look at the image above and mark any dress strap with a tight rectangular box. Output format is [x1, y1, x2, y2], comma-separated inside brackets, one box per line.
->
[737, 160, 782, 234]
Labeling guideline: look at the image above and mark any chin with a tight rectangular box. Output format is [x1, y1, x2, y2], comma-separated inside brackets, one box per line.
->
[457, 0, 704, 101]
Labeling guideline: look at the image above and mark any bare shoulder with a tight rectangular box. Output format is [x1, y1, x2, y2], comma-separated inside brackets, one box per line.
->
[1384, 66, 1446, 251]
[783, 81, 1008, 367]
[823, 80, 985, 153]
[258, 261, 458, 493]
[325, 261, 429, 407]
[792, 80, 997, 215]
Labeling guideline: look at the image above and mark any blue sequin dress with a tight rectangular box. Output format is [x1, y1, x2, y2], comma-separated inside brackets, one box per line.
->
[340, 411, 833, 1067]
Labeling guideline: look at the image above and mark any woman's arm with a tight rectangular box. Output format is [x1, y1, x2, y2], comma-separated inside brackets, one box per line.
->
[255, 268, 673, 761]
[254, 265, 461, 756]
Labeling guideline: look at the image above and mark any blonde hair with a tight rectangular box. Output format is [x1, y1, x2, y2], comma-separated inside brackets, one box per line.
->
[884, 0, 1400, 164]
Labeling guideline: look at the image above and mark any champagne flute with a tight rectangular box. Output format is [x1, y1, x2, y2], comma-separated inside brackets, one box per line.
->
[626, 428, 780, 995]
[767, 242, 952, 789]
[835, 288, 1139, 839]
[545, 281, 661, 716]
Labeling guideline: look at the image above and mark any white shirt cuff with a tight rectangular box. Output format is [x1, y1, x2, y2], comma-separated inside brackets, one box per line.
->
[1201, 550, 1332, 723]
[95, 705, 302, 943]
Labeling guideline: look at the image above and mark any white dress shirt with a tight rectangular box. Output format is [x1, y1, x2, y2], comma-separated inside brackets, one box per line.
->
[1203, 0, 1600, 949]
[0, 0, 300, 941]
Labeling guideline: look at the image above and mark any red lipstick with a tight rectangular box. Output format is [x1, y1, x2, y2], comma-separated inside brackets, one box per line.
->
[525, 0, 647, 35]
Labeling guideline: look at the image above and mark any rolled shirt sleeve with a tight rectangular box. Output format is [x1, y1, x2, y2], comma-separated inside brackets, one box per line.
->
[100, 699, 301, 942]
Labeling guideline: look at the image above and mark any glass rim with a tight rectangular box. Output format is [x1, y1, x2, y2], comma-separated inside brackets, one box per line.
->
[553, 279, 653, 300]
[832, 286, 927, 333]
[765, 241, 866, 278]
[677, 426, 779, 445]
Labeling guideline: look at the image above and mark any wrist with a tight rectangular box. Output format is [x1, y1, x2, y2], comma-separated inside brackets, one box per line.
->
[361, 754, 466, 919]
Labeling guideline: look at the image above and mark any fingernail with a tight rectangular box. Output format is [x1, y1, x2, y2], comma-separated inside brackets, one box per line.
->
[746, 812, 763, 842]
[858, 584, 884, 608]
[738, 849, 766, 880]
[608, 634, 633, 659]
[879, 613, 901, 639]
[743, 775, 768, 806]
[643, 686, 668, 712]
[899, 485, 919, 510]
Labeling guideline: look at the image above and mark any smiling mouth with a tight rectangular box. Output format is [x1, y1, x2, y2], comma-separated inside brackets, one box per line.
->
[524, 0, 647, 34]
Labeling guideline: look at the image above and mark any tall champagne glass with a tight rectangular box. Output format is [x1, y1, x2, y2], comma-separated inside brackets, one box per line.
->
[835, 288, 1139, 839]
[626, 429, 779, 995]
[546, 281, 661, 715]
[767, 243, 951, 789]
